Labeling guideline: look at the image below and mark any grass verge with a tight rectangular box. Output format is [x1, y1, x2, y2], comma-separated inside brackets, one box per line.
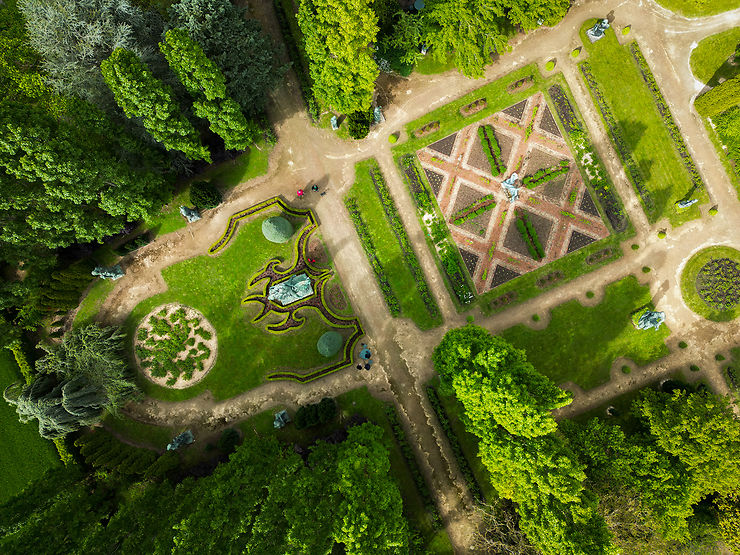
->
[0, 350, 60, 503]
[500, 275, 671, 390]
[652, 0, 740, 17]
[690, 27, 740, 85]
[680, 245, 740, 321]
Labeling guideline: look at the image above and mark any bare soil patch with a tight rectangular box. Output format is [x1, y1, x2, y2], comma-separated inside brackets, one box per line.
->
[423, 167, 445, 196]
[567, 230, 597, 253]
[579, 189, 600, 217]
[458, 249, 480, 278]
[524, 147, 565, 175]
[501, 100, 528, 121]
[538, 105, 562, 137]
[490, 264, 520, 288]
[542, 175, 568, 202]
[466, 133, 493, 174]
[427, 133, 458, 157]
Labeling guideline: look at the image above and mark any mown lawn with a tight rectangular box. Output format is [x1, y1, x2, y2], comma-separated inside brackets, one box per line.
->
[346, 159, 442, 330]
[240, 386, 453, 554]
[690, 27, 740, 85]
[0, 350, 60, 503]
[124, 214, 351, 402]
[653, 0, 740, 16]
[580, 23, 704, 226]
[500, 275, 671, 390]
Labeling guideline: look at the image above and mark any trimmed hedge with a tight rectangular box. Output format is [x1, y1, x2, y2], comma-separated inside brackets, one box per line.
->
[75, 430, 158, 475]
[525, 105, 539, 140]
[515, 212, 545, 260]
[477, 125, 505, 175]
[696, 74, 740, 118]
[384, 404, 441, 528]
[522, 160, 569, 188]
[451, 194, 496, 225]
[345, 197, 401, 315]
[426, 387, 485, 502]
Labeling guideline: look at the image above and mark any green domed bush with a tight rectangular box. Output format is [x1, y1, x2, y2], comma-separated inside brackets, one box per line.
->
[545, 60, 556, 71]
[190, 181, 222, 209]
[388, 133, 398, 143]
[262, 216, 293, 243]
[317, 331, 343, 357]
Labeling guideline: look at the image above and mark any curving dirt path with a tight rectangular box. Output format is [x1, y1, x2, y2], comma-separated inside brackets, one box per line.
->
[93, 1, 740, 551]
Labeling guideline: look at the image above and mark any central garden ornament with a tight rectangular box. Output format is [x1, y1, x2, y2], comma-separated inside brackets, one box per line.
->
[179, 205, 200, 223]
[636, 309, 666, 330]
[675, 198, 698, 209]
[92, 264, 124, 280]
[167, 430, 194, 451]
[502, 172, 521, 203]
[268, 273, 313, 305]
[586, 19, 610, 42]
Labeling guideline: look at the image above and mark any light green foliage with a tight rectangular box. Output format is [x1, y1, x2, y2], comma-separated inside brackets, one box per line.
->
[298, 0, 379, 113]
[504, 0, 570, 30]
[101, 48, 210, 161]
[652, 0, 740, 17]
[689, 27, 740, 85]
[136, 307, 211, 385]
[695, 75, 740, 118]
[718, 493, 740, 552]
[434, 326, 611, 554]
[159, 29, 259, 150]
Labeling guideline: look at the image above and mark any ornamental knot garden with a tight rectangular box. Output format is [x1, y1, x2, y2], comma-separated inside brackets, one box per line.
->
[415, 92, 611, 293]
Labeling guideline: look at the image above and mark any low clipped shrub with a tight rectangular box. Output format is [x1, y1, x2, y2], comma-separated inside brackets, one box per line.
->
[586, 291, 595, 299]
[622, 26, 631, 35]
[571, 48, 581, 58]
[709, 207, 718, 216]
[716, 354, 726, 361]
[388, 133, 398, 144]
[631, 244, 640, 250]
[532, 314, 540, 322]
[658, 230, 667, 239]
[679, 341, 688, 349]
[348, 109, 373, 139]
[190, 181, 222, 210]
[621, 365, 631, 374]
[642, 266, 651, 273]
[690, 364, 700, 372]
[545, 60, 556, 71]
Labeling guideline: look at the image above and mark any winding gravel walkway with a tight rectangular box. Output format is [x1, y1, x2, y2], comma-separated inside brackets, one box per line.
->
[94, 1, 740, 551]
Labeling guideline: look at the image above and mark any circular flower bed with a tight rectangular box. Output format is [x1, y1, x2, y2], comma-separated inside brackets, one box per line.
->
[680, 246, 740, 321]
[134, 304, 218, 388]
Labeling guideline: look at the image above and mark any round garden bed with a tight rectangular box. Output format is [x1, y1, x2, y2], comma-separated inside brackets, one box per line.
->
[134, 304, 218, 388]
[680, 246, 740, 321]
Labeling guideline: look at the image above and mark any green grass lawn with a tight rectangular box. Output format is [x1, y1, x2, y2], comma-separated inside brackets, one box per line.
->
[500, 275, 671, 390]
[240, 386, 453, 554]
[580, 23, 705, 226]
[0, 350, 60, 503]
[680, 245, 740, 321]
[124, 214, 352, 402]
[415, 53, 456, 75]
[347, 159, 442, 330]
[690, 28, 740, 85]
[74, 279, 117, 327]
[653, 0, 740, 16]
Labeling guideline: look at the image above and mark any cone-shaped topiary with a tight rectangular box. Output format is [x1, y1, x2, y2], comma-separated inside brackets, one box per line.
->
[317, 331, 343, 357]
[262, 216, 293, 243]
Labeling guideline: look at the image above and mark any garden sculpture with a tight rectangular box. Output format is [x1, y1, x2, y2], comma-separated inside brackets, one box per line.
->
[273, 409, 291, 429]
[373, 106, 384, 124]
[268, 273, 313, 305]
[636, 310, 666, 330]
[359, 343, 372, 360]
[91, 264, 124, 280]
[502, 172, 520, 203]
[676, 198, 698, 209]
[331, 116, 339, 130]
[586, 19, 610, 42]
[167, 430, 194, 451]
[179, 205, 200, 223]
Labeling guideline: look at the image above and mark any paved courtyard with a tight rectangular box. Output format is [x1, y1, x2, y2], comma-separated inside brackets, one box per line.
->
[417, 92, 610, 293]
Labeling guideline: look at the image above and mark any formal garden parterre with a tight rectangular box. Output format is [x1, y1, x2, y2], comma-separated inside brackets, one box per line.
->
[393, 65, 629, 313]
[680, 246, 740, 322]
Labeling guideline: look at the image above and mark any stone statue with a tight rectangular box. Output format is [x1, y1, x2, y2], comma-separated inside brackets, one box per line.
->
[586, 19, 610, 42]
[675, 198, 698, 209]
[330, 116, 339, 130]
[91, 264, 124, 280]
[268, 273, 313, 305]
[179, 205, 201, 223]
[636, 310, 665, 331]
[502, 172, 520, 203]
[273, 410, 291, 429]
[167, 430, 194, 451]
[373, 106, 384, 124]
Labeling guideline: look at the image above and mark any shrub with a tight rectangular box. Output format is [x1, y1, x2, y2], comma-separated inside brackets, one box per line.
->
[218, 428, 240, 454]
[716, 354, 726, 361]
[348, 109, 373, 139]
[695, 74, 740, 118]
[515, 212, 544, 260]
[388, 133, 398, 143]
[622, 26, 631, 35]
[190, 181, 222, 210]
[631, 244, 640, 250]
[690, 364, 700, 372]
[642, 266, 651, 273]
[709, 207, 718, 215]
[658, 230, 667, 239]
[571, 48, 581, 58]
[586, 291, 595, 298]
[522, 160, 569, 188]
[477, 125, 505, 175]
[466, 315, 474, 323]
[679, 341, 688, 349]
[621, 365, 631, 374]
[545, 60, 556, 71]
[294, 397, 337, 430]
[532, 314, 540, 322]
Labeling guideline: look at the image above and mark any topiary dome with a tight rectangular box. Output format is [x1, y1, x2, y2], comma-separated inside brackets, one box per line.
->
[317, 331, 343, 357]
[262, 216, 293, 243]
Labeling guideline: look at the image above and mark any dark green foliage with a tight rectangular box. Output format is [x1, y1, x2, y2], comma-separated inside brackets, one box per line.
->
[217, 428, 240, 454]
[477, 125, 505, 175]
[679, 341, 688, 349]
[714, 106, 740, 166]
[115, 233, 152, 256]
[294, 397, 337, 430]
[347, 109, 374, 139]
[452, 194, 496, 225]
[515, 212, 545, 260]
[189, 181, 222, 210]
[74, 430, 157, 475]
[696, 75, 740, 117]
[689, 364, 700, 372]
[522, 160, 570, 188]
[642, 266, 651, 273]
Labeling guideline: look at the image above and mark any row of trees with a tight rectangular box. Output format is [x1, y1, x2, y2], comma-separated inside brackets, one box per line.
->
[0, 423, 411, 554]
[434, 326, 740, 553]
[297, 0, 571, 115]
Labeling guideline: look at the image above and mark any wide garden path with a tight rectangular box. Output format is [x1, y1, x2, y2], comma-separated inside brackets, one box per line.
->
[97, 0, 740, 551]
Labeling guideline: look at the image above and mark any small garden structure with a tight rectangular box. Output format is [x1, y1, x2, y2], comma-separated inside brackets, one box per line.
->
[680, 246, 740, 321]
[134, 304, 217, 389]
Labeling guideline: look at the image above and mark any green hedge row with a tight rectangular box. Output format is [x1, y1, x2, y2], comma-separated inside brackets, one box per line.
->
[75, 430, 158, 476]
[383, 404, 442, 529]
[477, 125, 504, 176]
[522, 160, 569, 188]
[525, 105, 539, 140]
[368, 166, 440, 319]
[425, 387, 485, 502]
[344, 197, 401, 315]
[452, 195, 496, 226]
[515, 212, 544, 260]
[696, 74, 740, 118]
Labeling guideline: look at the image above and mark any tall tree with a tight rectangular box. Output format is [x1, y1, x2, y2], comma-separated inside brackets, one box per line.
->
[159, 28, 259, 150]
[168, 0, 287, 117]
[101, 48, 210, 161]
[298, 0, 379, 114]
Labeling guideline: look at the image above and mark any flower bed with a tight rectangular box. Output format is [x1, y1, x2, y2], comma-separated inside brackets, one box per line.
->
[514, 211, 545, 260]
[585, 247, 614, 265]
[536, 270, 564, 289]
[451, 194, 496, 225]
[489, 290, 517, 310]
[522, 160, 569, 188]
[524, 105, 539, 140]
[344, 197, 401, 315]
[368, 166, 440, 318]
[460, 98, 487, 117]
[507, 76, 534, 93]
[426, 386, 485, 501]
[477, 125, 505, 176]
[629, 43, 705, 201]
[581, 62, 656, 217]
[414, 121, 440, 138]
